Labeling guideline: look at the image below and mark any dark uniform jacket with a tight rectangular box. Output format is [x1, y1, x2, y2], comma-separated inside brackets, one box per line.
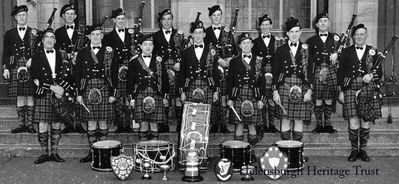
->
[253, 34, 276, 71]
[2, 26, 34, 69]
[55, 25, 78, 54]
[204, 26, 238, 58]
[152, 28, 183, 63]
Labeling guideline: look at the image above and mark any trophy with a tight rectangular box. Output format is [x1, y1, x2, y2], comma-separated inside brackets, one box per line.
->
[182, 148, 203, 182]
[142, 159, 152, 180]
[160, 164, 171, 181]
[241, 165, 254, 181]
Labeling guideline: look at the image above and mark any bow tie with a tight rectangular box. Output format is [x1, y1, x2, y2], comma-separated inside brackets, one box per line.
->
[213, 27, 221, 30]
[290, 42, 297, 47]
[243, 55, 252, 59]
[92, 46, 101, 50]
[194, 44, 203, 48]
[118, 29, 124, 32]
[356, 46, 364, 50]
[262, 35, 270, 39]
[143, 55, 151, 58]
[319, 33, 328, 37]
[46, 50, 54, 53]
[165, 30, 171, 34]
[66, 25, 74, 29]
[19, 27, 26, 31]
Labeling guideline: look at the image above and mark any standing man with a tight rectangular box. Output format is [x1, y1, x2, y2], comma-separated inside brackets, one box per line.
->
[338, 24, 381, 162]
[253, 14, 279, 133]
[30, 28, 69, 164]
[204, 5, 235, 133]
[306, 12, 339, 133]
[152, 9, 185, 133]
[55, 4, 86, 133]
[2, 5, 36, 133]
[272, 17, 313, 142]
[127, 34, 169, 140]
[76, 25, 117, 163]
[104, 8, 134, 133]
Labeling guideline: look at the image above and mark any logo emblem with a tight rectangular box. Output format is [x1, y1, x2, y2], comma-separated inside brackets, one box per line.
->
[214, 158, 233, 182]
[111, 154, 134, 180]
[260, 146, 288, 180]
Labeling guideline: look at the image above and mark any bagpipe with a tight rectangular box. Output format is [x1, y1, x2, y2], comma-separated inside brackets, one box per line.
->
[183, 12, 202, 49]
[129, 1, 145, 60]
[219, 8, 239, 59]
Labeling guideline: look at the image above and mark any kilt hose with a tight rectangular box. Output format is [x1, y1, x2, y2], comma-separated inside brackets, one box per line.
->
[134, 87, 165, 124]
[314, 66, 336, 100]
[8, 57, 36, 97]
[34, 92, 59, 124]
[82, 78, 114, 121]
[343, 77, 382, 120]
[186, 79, 214, 105]
[232, 85, 262, 125]
[279, 77, 312, 120]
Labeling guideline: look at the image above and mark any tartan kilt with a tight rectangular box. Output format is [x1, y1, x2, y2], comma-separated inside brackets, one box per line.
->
[342, 77, 382, 120]
[314, 66, 335, 100]
[232, 86, 262, 125]
[82, 78, 114, 121]
[34, 92, 58, 123]
[219, 70, 228, 97]
[279, 77, 312, 120]
[134, 87, 165, 124]
[164, 58, 178, 99]
[7, 57, 36, 97]
[117, 63, 128, 97]
[186, 79, 214, 105]
[326, 64, 339, 96]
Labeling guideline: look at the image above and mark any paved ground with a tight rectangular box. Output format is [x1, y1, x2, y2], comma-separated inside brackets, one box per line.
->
[0, 156, 398, 184]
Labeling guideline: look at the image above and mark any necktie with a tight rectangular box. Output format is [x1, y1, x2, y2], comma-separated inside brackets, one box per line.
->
[356, 46, 363, 50]
[143, 55, 151, 58]
[213, 27, 221, 30]
[92, 46, 101, 50]
[165, 30, 171, 34]
[290, 42, 297, 47]
[243, 55, 252, 59]
[262, 35, 270, 39]
[46, 50, 54, 53]
[319, 33, 328, 37]
[118, 29, 124, 32]
[19, 27, 26, 31]
[66, 25, 74, 29]
[194, 44, 203, 48]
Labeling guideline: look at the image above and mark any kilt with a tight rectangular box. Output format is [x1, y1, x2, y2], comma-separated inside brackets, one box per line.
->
[134, 87, 165, 124]
[232, 85, 262, 125]
[8, 57, 36, 97]
[313, 66, 335, 100]
[219, 70, 228, 97]
[279, 77, 312, 120]
[165, 58, 179, 98]
[186, 79, 214, 105]
[117, 63, 128, 97]
[326, 64, 339, 94]
[342, 77, 382, 120]
[34, 92, 58, 123]
[82, 78, 114, 121]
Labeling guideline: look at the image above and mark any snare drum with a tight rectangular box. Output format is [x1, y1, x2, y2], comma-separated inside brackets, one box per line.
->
[134, 140, 175, 172]
[92, 140, 122, 171]
[220, 141, 251, 172]
[276, 140, 304, 170]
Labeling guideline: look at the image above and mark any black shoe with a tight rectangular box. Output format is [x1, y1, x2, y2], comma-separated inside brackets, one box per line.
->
[324, 125, 337, 133]
[75, 124, 86, 133]
[11, 125, 26, 133]
[124, 126, 134, 133]
[50, 153, 65, 162]
[358, 149, 370, 162]
[61, 127, 73, 134]
[220, 125, 230, 133]
[27, 126, 37, 133]
[264, 125, 279, 133]
[158, 124, 170, 133]
[79, 153, 92, 163]
[209, 125, 218, 133]
[312, 125, 324, 133]
[34, 154, 50, 164]
[347, 150, 358, 162]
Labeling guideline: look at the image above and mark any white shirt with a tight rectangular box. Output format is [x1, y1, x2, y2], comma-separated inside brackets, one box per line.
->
[142, 54, 151, 67]
[17, 25, 27, 40]
[91, 45, 102, 55]
[288, 41, 299, 57]
[116, 27, 125, 42]
[262, 33, 271, 47]
[355, 44, 366, 61]
[45, 49, 56, 78]
[319, 32, 328, 43]
[66, 23, 75, 40]
[194, 43, 204, 61]
[242, 53, 252, 64]
[212, 25, 222, 39]
[163, 28, 172, 43]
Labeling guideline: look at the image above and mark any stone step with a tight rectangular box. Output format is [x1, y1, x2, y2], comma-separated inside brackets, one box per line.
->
[0, 98, 15, 105]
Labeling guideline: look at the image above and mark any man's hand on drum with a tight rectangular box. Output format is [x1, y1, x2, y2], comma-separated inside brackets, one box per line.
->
[76, 96, 84, 105]
[163, 98, 169, 107]
[181, 92, 186, 103]
[109, 96, 116, 103]
[273, 90, 281, 105]
[130, 99, 135, 108]
[213, 92, 219, 102]
[257, 100, 264, 109]
[2, 69, 10, 80]
[303, 89, 312, 102]
[50, 85, 64, 96]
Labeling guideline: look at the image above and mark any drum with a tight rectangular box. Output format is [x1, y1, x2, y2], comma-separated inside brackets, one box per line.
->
[220, 140, 251, 172]
[134, 140, 175, 173]
[91, 140, 122, 171]
[276, 140, 304, 170]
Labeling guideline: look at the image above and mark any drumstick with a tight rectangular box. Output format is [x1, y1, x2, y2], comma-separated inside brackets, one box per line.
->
[81, 102, 91, 113]
[278, 103, 287, 115]
[228, 104, 242, 121]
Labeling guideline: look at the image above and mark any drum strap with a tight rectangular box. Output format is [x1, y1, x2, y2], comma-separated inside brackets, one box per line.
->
[138, 57, 162, 93]
[90, 50, 99, 64]
[241, 58, 251, 70]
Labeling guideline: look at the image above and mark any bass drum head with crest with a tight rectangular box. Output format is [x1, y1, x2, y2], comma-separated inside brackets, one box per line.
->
[289, 85, 302, 103]
[192, 88, 205, 103]
[111, 154, 135, 180]
[88, 88, 102, 105]
[17, 66, 30, 82]
[241, 100, 254, 117]
[118, 66, 128, 81]
[143, 96, 156, 114]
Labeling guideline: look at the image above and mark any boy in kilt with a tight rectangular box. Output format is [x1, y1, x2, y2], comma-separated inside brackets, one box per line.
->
[338, 24, 382, 162]
[76, 25, 117, 163]
[272, 17, 313, 142]
[2, 5, 36, 133]
[152, 9, 185, 133]
[55, 4, 86, 133]
[227, 33, 265, 160]
[127, 34, 169, 140]
[30, 29, 69, 164]
[306, 12, 339, 133]
[253, 14, 279, 134]
[204, 5, 235, 133]
[104, 8, 134, 133]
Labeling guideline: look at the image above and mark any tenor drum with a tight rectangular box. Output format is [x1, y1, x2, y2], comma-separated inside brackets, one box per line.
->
[220, 140, 251, 172]
[133, 140, 175, 172]
[276, 140, 304, 170]
[91, 140, 122, 171]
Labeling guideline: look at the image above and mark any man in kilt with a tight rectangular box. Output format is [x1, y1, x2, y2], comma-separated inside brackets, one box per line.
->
[272, 17, 313, 142]
[204, 5, 235, 133]
[127, 34, 169, 140]
[104, 8, 134, 133]
[253, 14, 279, 134]
[306, 12, 339, 133]
[76, 25, 117, 163]
[55, 4, 86, 133]
[227, 33, 265, 162]
[179, 17, 220, 111]
[2, 5, 36, 133]
[152, 9, 185, 133]
[30, 28, 69, 164]
[338, 24, 381, 162]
